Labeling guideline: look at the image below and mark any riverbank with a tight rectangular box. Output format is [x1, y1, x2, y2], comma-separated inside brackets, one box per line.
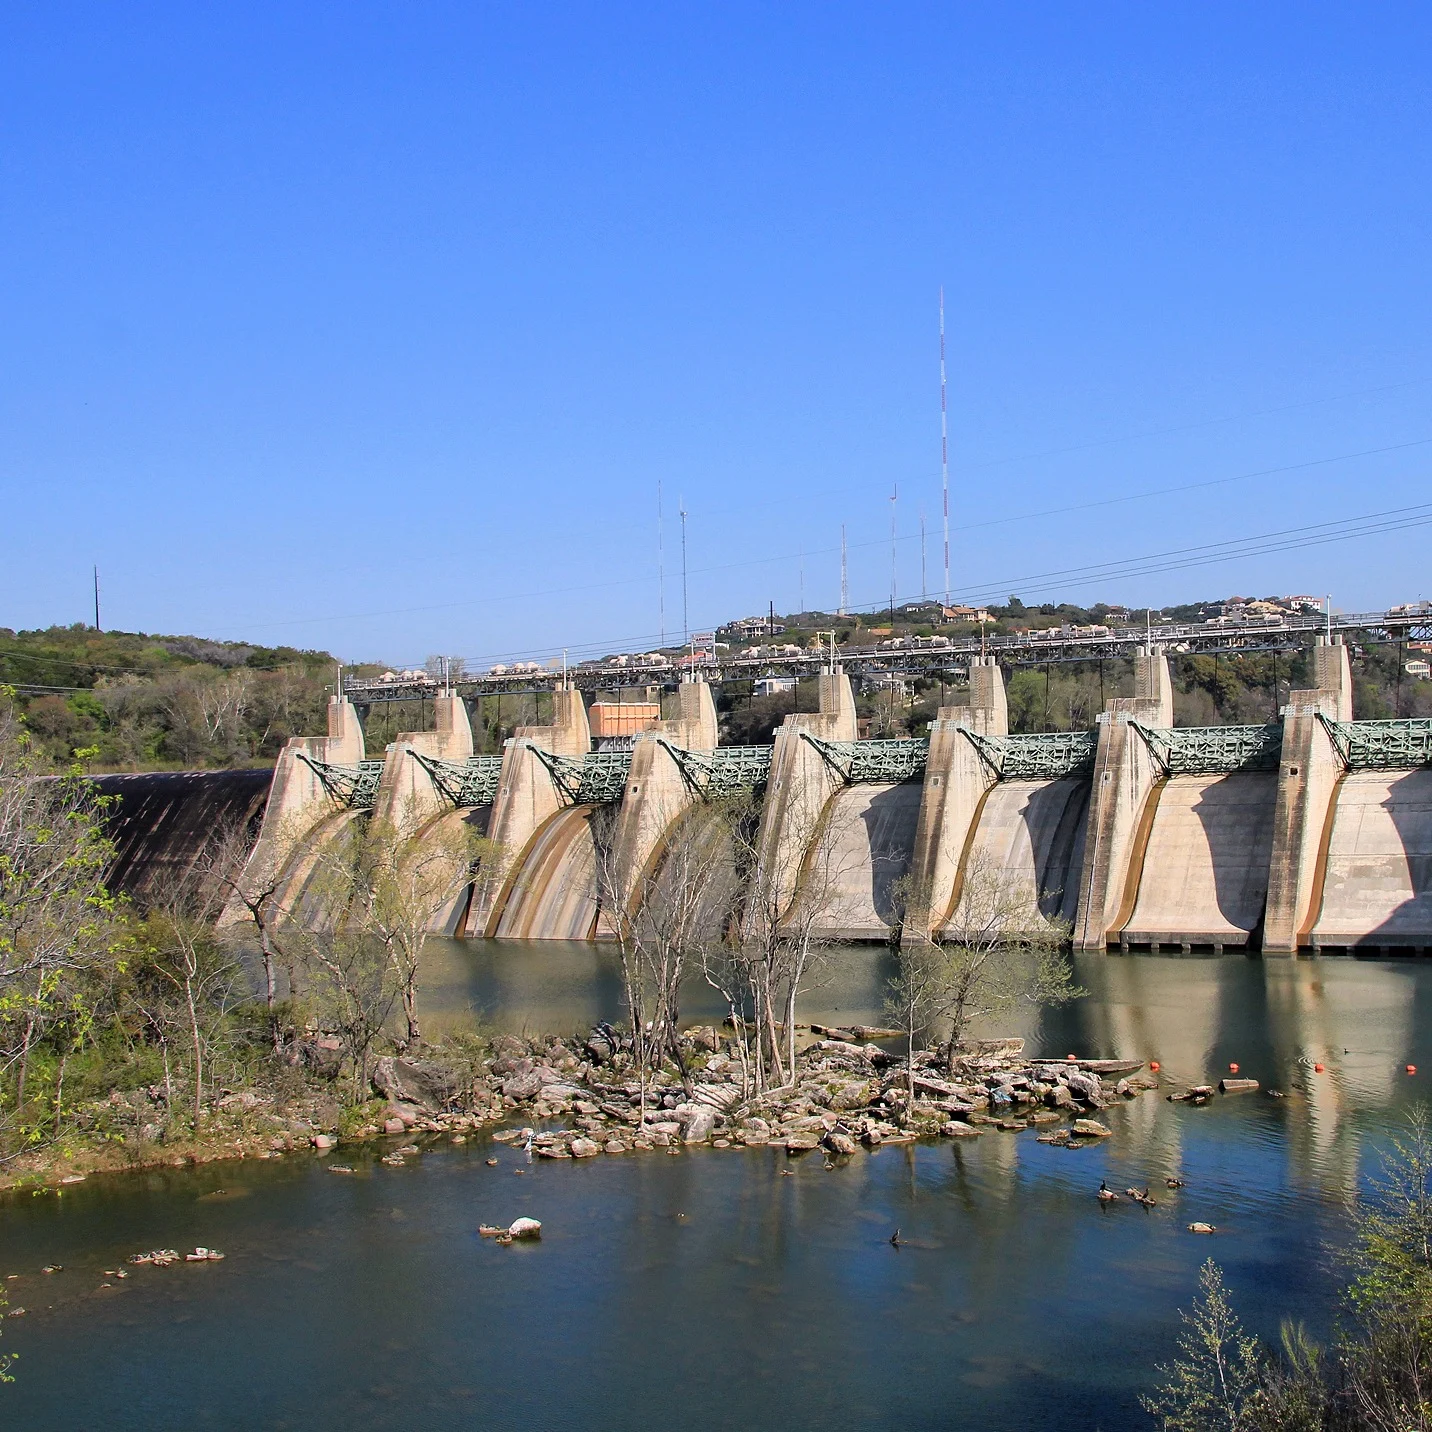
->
[1, 1023, 1167, 1192]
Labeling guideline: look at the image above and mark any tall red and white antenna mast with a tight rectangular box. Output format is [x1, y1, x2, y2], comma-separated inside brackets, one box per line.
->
[940, 286, 950, 607]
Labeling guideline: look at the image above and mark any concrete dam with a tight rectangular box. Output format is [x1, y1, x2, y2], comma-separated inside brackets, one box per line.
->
[111, 637, 1430, 955]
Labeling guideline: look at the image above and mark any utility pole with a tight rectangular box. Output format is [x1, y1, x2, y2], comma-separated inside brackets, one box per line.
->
[940, 287, 950, 607]
[658, 480, 666, 647]
[93, 565, 101, 631]
[839, 525, 848, 617]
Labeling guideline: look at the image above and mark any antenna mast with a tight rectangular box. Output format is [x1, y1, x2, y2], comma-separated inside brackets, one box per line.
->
[940, 286, 950, 607]
[839, 525, 848, 616]
[657, 480, 665, 647]
[93, 565, 101, 632]
[889, 484, 898, 625]
[679, 497, 689, 647]
[920, 511, 927, 601]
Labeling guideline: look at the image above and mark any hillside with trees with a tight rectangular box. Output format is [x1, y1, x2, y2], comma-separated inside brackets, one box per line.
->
[0, 625, 339, 771]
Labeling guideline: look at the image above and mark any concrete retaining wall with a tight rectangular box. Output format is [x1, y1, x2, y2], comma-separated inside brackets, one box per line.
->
[1118, 772, 1278, 949]
[1310, 770, 1432, 950]
[807, 782, 924, 940]
[490, 805, 603, 940]
[939, 777, 1089, 937]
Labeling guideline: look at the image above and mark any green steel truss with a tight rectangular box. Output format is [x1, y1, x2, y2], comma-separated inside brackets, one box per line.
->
[529, 746, 634, 804]
[1132, 722, 1283, 775]
[295, 754, 387, 810]
[960, 729, 1098, 781]
[801, 735, 928, 784]
[655, 740, 773, 798]
[1324, 717, 1432, 770]
[408, 751, 505, 807]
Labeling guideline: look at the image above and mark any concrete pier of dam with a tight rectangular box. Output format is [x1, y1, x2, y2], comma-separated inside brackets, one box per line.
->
[106, 637, 1431, 956]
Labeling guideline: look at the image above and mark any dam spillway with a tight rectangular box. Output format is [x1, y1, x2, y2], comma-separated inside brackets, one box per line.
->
[91, 768, 273, 906]
[183, 638, 1432, 955]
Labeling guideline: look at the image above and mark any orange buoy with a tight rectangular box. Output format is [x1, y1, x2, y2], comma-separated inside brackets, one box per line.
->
[1150, 1061, 1161, 1072]
[1314, 1063, 1325, 1073]
[1408, 1065, 1418, 1075]
[1229, 1062, 1240, 1074]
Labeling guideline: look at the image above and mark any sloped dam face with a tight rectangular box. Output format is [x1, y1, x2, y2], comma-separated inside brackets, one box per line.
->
[92, 730, 1432, 954]
[90, 769, 274, 908]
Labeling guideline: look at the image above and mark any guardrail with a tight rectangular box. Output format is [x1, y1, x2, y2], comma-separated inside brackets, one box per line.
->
[340, 610, 1431, 702]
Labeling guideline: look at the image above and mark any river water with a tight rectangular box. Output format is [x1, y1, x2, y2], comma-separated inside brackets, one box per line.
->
[4, 948, 1430, 1431]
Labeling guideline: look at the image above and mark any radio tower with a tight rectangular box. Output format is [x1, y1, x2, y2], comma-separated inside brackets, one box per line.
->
[839, 524, 848, 616]
[940, 286, 950, 607]
[657, 480, 666, 646]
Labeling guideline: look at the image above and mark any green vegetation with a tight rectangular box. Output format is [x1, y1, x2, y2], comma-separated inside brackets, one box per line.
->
[0, 624, 338, 769]
[1146, 1108, 1432, 1431]
[0, 688, 488, 1182]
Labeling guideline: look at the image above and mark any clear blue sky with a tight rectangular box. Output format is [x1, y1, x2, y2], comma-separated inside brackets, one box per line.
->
[3, 3, 1430, 667]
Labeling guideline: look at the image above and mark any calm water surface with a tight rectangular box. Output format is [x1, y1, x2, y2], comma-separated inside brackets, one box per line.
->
[4, 949, 1430, 1431]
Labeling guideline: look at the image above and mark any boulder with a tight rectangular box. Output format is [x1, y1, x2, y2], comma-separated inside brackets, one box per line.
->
[383, 1116, 406, 1134]
[371, 1056, 461, 1111]
[502, 1066, 561, 1101]
[692, 1083, 741, 1112]
[1071, 1119, 1111, 1138]
[569, 1137, 600, 1158]
[785, 1132, 821, 1153]
[675, 1105, 718, 1143]
[311, 1134, 336, 1150]
[1064, 1070, 1103, 1102]
[942, 1120, 982, 1137]
[824, 1130, 858, 1156]
[508, 1217, 542, 1239]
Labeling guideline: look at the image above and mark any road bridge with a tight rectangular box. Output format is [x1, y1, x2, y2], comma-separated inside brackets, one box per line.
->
[339, 607, 1432, 703]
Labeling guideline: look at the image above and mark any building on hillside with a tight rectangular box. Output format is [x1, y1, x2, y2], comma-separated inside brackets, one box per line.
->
[723, 615, 786, 639]
[753, 676, 797, 697]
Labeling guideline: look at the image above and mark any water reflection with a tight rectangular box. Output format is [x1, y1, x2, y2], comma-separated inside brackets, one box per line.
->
[6, 952, 1432, 1431]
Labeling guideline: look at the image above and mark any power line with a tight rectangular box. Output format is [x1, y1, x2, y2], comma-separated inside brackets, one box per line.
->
[413, 498, 1432, 669]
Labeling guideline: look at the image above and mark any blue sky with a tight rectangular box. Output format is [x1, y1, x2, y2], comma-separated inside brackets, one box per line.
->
[2, 4, 1430, 667]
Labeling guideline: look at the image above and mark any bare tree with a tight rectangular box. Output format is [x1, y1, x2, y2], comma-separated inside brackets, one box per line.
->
[596, 799, 736, 1118]
[0, 695, 116, 1144]
[130, 847, 245, 1130]
[298, 807, 490, 1062]
[912, 853, 1081, 1074]
[732, 787, 860, 1092]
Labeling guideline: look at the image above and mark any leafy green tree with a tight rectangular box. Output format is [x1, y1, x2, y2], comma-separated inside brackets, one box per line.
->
[1143, 1259, 1267, 1432]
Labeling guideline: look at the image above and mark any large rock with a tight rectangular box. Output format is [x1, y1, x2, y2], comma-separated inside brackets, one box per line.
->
[1063, 1070, 1103, 1103]
[502, 1066, 561, 1101]
[569, 1137, 600, 1158]
[371, 1057, 463, 1111]
[1071, 1119, 1111, 1138]
[674, 1104, 718, 1143]
[692, 1083, 740, 1112]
